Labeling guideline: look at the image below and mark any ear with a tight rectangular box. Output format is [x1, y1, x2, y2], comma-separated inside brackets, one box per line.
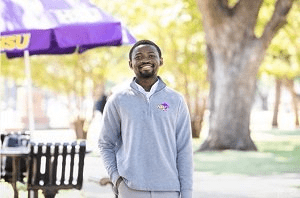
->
[159, 57, 163, 67]
[129, 60, 133, 69]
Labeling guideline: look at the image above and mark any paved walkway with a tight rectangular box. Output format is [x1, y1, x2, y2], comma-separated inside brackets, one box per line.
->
[1, 154, 299, 198]
[1, 128, 300, 198]
[78, 154, 300, 198]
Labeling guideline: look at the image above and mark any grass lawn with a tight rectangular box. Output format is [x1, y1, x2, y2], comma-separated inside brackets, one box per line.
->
[193, 129, 300, 176]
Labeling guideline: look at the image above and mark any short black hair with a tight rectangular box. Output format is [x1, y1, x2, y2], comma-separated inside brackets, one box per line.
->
[129, 40, 162, 61]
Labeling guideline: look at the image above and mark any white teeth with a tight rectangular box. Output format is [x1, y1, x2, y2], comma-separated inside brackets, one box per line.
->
[141, 65, 152, 70]
[140, 64, 153, 69]
[143, 65, 152, 68]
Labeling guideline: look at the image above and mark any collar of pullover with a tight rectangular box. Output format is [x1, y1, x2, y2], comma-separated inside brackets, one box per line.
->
[130, 76, 166, 96]
[134, 79, 158, 100]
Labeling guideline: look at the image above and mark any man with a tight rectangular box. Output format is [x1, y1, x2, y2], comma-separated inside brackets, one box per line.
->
[95, 94, 107, 114]
[98, 40, 193, 198]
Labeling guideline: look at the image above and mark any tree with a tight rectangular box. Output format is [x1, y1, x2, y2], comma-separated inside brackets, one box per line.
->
[0, 55, 25, 81]
[92, 0, 210, 138]
[255, 75, 272, 111]
[0, 46, 130, 138]
[34, 48, 130, 139]
[260, 1, 300, 128]
[157, 0, 209, 138]
[196, 0, 295, 151]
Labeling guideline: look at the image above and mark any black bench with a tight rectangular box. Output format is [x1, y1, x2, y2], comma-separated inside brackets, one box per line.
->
[27, 141, 86, 198]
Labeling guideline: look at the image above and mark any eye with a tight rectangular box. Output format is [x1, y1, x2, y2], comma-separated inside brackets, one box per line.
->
[134, 56, 142, 60]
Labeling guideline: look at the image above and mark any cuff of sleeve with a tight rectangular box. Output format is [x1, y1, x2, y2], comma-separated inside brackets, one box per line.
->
[181, 189, 192, 198]
[111, 171, 120, 186]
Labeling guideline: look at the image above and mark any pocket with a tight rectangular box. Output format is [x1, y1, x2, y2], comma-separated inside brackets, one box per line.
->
[118, 180, 125, 191]
[116, 177, 123, 192]
[113, 177, 123, 196]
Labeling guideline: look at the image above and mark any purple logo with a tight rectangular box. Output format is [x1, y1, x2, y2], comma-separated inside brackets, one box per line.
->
[157, 102, 169, 111]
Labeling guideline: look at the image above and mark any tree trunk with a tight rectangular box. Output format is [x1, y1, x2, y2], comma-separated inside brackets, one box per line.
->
[284, 79, 299, 128]
[261, 95, 269, 111]
[197, 44, 259, 151]
[73, 118, 87, 139]
[256, 85, 269, 111]
[196, 0, 294, 151]
[272, 79, 281, 128]
[191, 86, 207, 138]
[293, 94, 300, 128]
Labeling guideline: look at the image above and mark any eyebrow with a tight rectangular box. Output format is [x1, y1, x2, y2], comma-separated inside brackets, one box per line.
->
[135, 52, 156, 55]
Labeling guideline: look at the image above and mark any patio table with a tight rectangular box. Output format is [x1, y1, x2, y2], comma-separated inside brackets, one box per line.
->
[0, 146, 30, 198]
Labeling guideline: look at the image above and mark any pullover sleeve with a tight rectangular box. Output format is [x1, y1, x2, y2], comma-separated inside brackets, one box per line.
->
[176, 97, 193, 198]
[98, 97, 122, 185]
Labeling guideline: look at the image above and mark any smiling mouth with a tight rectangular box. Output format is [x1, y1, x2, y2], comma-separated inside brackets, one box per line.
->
[142, 65, 152, 69]
[140, 64, 153, 70]
[140, 64, 153, 68]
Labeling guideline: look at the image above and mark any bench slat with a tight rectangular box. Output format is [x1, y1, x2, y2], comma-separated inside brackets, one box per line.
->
[69, 142, 76, 185]
[60, 143, 68, 185]
[44, 143, 52, 185]
[34, 144, 43, 186]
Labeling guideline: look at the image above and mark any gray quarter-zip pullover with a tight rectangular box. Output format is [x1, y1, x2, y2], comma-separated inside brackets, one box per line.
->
[98, 77, 193, 198]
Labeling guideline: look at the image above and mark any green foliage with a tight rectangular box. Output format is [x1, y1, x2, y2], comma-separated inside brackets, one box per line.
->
[255, 0, 276, 37]
[1, 55, 25, 83]
[91, 0, 209, 123]
[1, 0, 300, 93]
[259, 1, 300, 80]
[2, 0, 299, 127]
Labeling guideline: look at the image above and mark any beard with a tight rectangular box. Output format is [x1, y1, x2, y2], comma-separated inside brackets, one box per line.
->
[140, 70, 155, 78]
[138, 64, 156, 78]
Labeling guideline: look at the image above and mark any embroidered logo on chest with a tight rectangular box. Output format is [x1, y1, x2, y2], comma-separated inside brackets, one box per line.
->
[157, 102, 169, 111]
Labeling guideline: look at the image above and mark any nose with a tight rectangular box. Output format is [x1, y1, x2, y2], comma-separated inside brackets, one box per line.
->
[141, 58, 151, 64]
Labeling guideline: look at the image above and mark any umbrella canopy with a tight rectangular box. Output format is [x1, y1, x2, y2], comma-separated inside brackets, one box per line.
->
[0, 0, 136, 57]
[0, 0, 136, 131]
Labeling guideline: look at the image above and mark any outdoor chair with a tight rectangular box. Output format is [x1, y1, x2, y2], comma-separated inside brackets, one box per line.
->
[27, 141, 86, 198]
[0, 134, 28, 183]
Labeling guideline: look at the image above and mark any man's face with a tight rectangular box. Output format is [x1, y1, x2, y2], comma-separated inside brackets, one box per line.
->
[129, 44, 163, 79]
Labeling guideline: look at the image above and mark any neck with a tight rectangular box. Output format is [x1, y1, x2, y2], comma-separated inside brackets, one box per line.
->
[136, 76, 158, 92]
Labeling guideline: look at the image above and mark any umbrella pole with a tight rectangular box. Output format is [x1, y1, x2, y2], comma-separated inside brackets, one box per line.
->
[0, 54, 3, 132]
[24, 50, 35, 133]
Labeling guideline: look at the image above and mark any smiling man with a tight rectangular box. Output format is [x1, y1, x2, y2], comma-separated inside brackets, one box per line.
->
[98, 40, 193, 198]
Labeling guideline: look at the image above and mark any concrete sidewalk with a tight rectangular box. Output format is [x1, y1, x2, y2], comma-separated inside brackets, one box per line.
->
[2, 129, 298, 198]
[1, 150, 299, 198]
[76, 154, 300, 198]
